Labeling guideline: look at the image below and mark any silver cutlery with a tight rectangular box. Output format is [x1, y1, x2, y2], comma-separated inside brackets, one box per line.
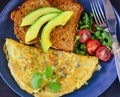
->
[90, 0, 120, 81]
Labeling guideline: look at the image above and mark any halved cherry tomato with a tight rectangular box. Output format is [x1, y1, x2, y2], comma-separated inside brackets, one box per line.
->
[86, 39, 101, 55]
[78, 29, 91, 43]
[96, 46, 111, 61]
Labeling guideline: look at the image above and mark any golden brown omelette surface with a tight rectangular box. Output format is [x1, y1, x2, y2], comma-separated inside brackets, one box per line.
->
[4, 39, 98, 97]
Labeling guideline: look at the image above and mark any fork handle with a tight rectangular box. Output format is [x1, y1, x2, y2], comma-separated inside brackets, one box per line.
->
[112, 42, 120, 81]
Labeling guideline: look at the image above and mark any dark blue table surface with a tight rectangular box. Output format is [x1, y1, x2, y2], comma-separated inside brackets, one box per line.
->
[0, 0, 120, 97]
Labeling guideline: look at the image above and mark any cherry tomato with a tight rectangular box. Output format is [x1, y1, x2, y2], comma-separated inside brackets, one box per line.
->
[96, 46, 111, 61]
[78, 29, 91, 43]
[86, 39, 101, 55]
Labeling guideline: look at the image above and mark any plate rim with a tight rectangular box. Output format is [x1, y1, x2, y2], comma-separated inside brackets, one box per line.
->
[0, 0, 119, 97]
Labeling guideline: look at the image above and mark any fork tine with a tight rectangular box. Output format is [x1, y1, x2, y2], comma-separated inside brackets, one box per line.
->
[94, 1, 104, 24]
[91, 0, 108, 28]
[97, 1, 106, 23]
[90, 2, 100, 25]
[97, 0, 106, 22]
[90, 0, 107, 27]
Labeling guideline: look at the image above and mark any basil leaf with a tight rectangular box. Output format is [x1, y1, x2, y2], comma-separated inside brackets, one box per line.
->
[45, 66, 53, 78]
[48, 82, 61, 92]
[30, 73, 42, 90]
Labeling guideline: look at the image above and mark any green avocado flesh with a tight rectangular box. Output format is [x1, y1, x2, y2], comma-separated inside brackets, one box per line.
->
[41, 11, 73, 53]
[21, 7, 61, 27]
[25, 12, 60, 43]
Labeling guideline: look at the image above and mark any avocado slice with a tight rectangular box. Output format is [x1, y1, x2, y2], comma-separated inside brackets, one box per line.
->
[25, 12, 60, 43]
[41, 11, 73, 53]
[21, 7, 61, 27]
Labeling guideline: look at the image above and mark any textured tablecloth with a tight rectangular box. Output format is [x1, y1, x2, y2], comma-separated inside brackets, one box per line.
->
[0, 0, 120, 97]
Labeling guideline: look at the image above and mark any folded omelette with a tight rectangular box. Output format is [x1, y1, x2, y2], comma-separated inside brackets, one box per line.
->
[4, 39, 98, 97]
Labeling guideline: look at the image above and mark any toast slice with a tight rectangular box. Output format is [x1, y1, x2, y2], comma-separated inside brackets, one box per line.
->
[11, 0, 83, 52]
[47, 0, 77, 6]
[11, 0, 51, 44]
[11, 0, 77, 21]
[50, 3, 83, 51]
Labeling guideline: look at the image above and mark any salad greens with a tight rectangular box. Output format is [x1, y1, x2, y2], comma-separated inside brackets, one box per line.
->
[92, 26, 112, 49]
[30, 65, 61, 92]
[77, 12, 94, 31]
[74, 12, 112, 55]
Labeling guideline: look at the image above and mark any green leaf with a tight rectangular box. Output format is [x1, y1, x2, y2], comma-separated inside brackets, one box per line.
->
[45, 66, 53, 78]
[79, 21, 83, 25]
[48, 82, 61, 92]
[80, 44, 86, 50]
[75, 36, 80, 43]
[96, 26, 104, 31]
[51, 78, 57, 82]
[102, 32, 109, 39]
[80, 25, 90, 30]
[94, 31, 101, 37]
[99, 37, 104, 40]
[91, 35, 96, 39]
[102, 41, 107, 46]
[30, 72, 42, 90]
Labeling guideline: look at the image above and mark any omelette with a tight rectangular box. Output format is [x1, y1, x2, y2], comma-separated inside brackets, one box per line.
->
[4, 39, 98, 97]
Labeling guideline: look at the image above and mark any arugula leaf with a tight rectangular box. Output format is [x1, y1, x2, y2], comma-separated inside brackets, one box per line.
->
[44, 66, 53, 78]
[30, 72, 42, 90]
[96, 26, 104, 31]
[75, 12, 112, 56]
[92, 26, 112, 49]
[80, 44, 86, 50]
[94, 31, 101, 37]
[75, 36, 80, 43]
[102, 32, 110, 38]
[78, 12, 94, 31]
[80, 25, 90, 30]
[48, 82, 61, 92]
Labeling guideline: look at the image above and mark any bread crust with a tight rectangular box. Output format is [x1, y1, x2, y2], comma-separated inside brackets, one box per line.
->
[11, 0, 83, 52]
[47, 0, 77, 6]
[50, 3, 83, 51]
[12, 0, 51, 44]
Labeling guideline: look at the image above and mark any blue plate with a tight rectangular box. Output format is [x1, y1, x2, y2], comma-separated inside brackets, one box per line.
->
[0, 0, 119, 97]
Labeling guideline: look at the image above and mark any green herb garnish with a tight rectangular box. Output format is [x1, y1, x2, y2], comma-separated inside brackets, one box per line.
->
[30, 72, 42, 90]
[44, 65, 53, 78]
[30, 65, 61, 92]
[48, 82, 61, 92]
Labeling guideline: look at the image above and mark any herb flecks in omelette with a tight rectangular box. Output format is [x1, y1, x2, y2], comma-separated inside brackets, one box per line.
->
[30, 65, 61, 92]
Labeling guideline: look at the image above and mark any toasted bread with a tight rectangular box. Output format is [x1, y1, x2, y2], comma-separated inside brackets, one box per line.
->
[12, 0, 51, 44]
[47, 0, 77, 6]
[50, 3, 83, 51]
[11, 0, 83, 52]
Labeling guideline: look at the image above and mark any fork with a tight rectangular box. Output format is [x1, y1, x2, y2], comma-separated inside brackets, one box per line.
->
[90, 0, 120, 81]
[90, 0, 108, 29]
